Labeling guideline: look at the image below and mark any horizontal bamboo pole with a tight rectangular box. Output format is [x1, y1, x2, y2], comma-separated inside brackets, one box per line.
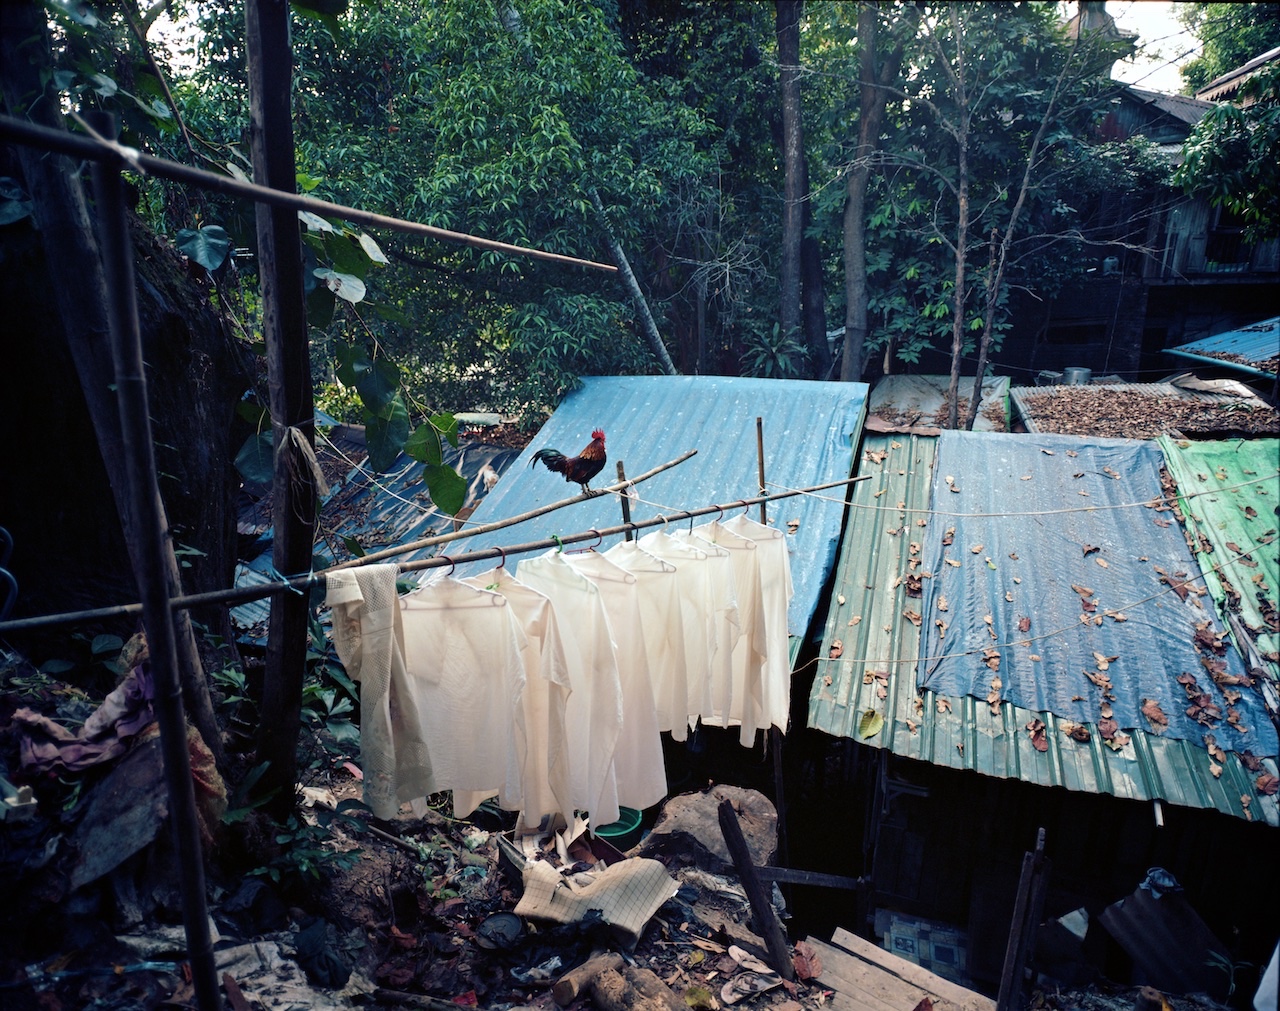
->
[0, 114, 616, 273]
[330, 449, 697, 569]
[0, 474, 869, 633]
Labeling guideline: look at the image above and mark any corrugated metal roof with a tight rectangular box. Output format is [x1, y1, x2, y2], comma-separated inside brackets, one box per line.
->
[867, 375, 1010, 433]
[1164, 317, 1280, 379]
[456, 375, 868, 636]
[1010, 380, 1278, 436]
[1125, 86, 1214, 126]
[809, 432, 1280, 826]
[1159, 435, 1280, 685]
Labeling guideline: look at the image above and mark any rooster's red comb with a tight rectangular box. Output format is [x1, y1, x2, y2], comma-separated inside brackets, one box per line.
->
[591, 429, 605, 441]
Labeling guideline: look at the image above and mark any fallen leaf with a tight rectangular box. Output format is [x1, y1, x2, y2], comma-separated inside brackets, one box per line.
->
[1021, 475, 1032, 481]
[1018, 616, 1031, 633]
[1103, 466, 1120, 480]
[837, 594, 846, 606]
[1040, 449, 1055, 456]
[1256, 774, 1279, 796]
[1061, 722, 1090, 743]
[938, 595, 949, 612]
[787, 519, 800, 534]
[906, 718, 919, 734]
[903, 609, 923, 626]
[1082, 544, 1100, 556]
[1141, 698, 1169, 733]
[935, 618, 947, 638]
[1009, 552, 1019, 560]
[1030, 653, 1041, 661]
[936, 697, 952, 714]
[1071, 584, 1095, 598]
[849, 615, 862, 626]
[1104, 731, 1131, 751]
[1210, 761, 1223, 779]
[858, 709, 884, 739]
[828, 640, 843, 659]
[1095, 557, 1109, 568]
[942, 526, 955, 546]
[684, 985, 717, 1009]
[1067, 450, 1078, 457]
[971, 544, 984, 554]
[945, 558, 962, 568]
[1005, 591, 1014, 603]
[793, 941, 823, 980]
[1244, 506, 1257, 519]
[1026, 718, 1049, 752]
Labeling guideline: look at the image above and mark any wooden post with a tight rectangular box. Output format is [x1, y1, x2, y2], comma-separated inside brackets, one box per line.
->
[718, 798, 794, 981]
[617, 461, 633, 541]
[246, 0, 317, 817]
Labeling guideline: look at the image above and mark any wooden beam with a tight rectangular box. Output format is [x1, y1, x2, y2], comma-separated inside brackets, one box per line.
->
[718, 798, 795, 981]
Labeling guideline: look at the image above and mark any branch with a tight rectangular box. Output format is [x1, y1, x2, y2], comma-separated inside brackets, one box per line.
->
[118, 0, 196, 160]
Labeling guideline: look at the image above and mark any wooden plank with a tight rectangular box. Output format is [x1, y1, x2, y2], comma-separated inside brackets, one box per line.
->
[756, 866, 865, 891]
[830, 927, 995, 1011]
[804, 937, 931, 1011]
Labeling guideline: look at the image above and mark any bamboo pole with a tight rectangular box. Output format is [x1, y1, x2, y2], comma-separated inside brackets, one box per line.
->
[0, 475, 870, 633]
[91, 119, 219, 1011]
[0, 114, 616, 273]
[329, 449, 696, 570]
[616, 461, 633, 541]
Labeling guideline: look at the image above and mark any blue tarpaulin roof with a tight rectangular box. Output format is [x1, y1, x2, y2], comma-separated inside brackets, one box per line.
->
[455, 375, 868, 636]
[917, 431, 1277, 758]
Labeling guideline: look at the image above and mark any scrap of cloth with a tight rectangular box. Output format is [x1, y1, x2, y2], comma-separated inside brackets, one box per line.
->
[14, 663, 155, 773]
[514, 856, 678, 949]
[917, 431, 1278, 757]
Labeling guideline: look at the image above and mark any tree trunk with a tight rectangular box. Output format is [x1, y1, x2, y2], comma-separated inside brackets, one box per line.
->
[776, 0, 805, 367]
[841, 3, 914, 383]
[246, 0, 317, 818]
[589, 188, 678, 375]
[944, 7, 970, 431]
[0, 0, 223, 762]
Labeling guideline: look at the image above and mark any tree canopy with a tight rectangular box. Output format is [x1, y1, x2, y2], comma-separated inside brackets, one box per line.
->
[1178, 1, 1280, 94]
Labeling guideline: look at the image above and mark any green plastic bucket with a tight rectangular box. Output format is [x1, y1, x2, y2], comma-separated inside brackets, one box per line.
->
[594, 806, 643, 850]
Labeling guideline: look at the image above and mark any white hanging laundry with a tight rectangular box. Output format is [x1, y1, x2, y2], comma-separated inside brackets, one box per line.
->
[325, 563, 430, 820]
[723, 513, 795, 733]
[517, 551, 623, 829]
[638, 529, 731, 728]
[605, 540, 690, 743]
[397, 578, 529, 815]
[686, 520, 767, 746]
[672, 528, 743, 728]
[459, 566, 574, 831]
[563, 549, 668, 811]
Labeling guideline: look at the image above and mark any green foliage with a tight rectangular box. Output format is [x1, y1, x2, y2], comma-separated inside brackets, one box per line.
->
[1175, 65, 1280, 243]
[1177, 3, 1280, 94]
[740, 322, 808, 379]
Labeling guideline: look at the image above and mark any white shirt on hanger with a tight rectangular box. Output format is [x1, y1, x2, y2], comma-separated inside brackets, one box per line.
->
[460, 565, 574, 831]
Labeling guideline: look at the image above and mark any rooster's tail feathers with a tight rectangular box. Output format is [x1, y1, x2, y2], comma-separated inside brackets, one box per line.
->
[531, 448, 567, 474]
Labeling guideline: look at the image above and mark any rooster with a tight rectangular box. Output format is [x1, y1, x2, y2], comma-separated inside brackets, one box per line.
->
[530, 428, 607, 493]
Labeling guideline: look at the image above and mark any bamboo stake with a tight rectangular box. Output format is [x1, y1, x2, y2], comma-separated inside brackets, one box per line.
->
[0, 475, 870, 633]
[327, 449, 696, 570]
[756, 416, 768, 526]
[616, 461, 633, 541]
[91, 121, 219, 1011]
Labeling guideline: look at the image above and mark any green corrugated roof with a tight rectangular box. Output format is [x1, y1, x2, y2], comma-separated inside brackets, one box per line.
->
[1159, 436, 1280, 685]
[808, 433, 1279, 826]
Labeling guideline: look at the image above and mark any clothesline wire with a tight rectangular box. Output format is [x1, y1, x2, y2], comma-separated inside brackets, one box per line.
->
[765, 471, 1278, 519]
[0, 474, 872, 635]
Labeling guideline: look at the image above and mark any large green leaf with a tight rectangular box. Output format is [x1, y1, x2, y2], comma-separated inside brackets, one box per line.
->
[314, 267, 365, 303]
[423, 462, 467, 516]
[405, 422, 443, 465]
[176, 225, 231, 272]
[431, 412, 459, 448]
[364, 395, 409, 471]
[857, 709, 884, 740]
[0, 177, 33, 226]
[234, 431, 275, 485]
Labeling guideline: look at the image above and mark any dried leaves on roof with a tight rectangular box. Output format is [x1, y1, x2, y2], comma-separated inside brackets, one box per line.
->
[1018, 387, 1280, 439]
